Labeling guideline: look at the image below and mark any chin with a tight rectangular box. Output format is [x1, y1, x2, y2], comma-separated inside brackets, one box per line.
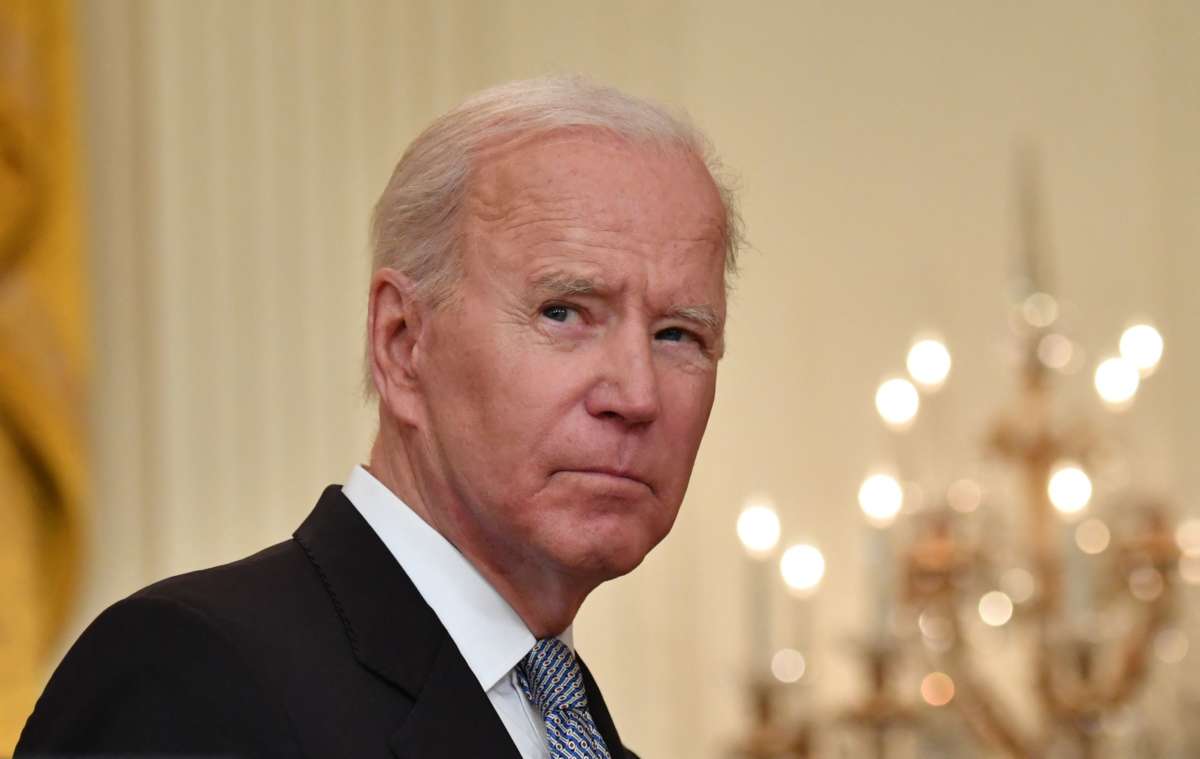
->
[554, 514, 669, 581]
[527, 479, 680, 579]
[564, 549, 645, 583]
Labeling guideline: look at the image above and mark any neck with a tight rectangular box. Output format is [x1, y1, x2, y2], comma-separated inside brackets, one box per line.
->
[367, 425, 596, 638]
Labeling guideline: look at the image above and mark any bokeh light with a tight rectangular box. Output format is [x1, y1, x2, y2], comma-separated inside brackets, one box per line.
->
[906, 338, 952, 390]
[770, 648, 807, 683]
[1022, 292, 1059, 328]
[779, 543, 826, 594]
[875, 377, 920, 429]
[736, 499, 781, 558]
[978, 591, 1014, 627]
[918, 610, 955, 646]
[1175, 517, 1200, 556]
[1119, 323, 1164, 377]
[1037, 333, 1074, 370]
[1075, 518, 1111, 555]
[1129, 567, 1164, 602]
[1001, 567, 1036, 604]
[1180, 555, 1200, 585]
[920, 672, 956, 707]
[947, 478, 983, 514]
[1094, 356, 1140, 408]
[1048, 463, 1092, 516]
[1155, 629, 1189, 665]
[858, 473, 904, 527]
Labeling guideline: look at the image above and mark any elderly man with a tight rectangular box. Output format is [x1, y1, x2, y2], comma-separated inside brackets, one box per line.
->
[18, 76, 739, 758]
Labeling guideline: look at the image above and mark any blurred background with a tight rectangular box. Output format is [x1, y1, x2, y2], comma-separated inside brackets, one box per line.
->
[2, 0, 1197, 756]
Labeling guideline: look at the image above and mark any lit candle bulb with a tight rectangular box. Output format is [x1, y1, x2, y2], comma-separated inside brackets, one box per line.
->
[737, 497, 780, 676]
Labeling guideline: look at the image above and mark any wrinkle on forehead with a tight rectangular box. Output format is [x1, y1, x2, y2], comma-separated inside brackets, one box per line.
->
[464, 133, 726, 247]
[458, 134, 729, 340]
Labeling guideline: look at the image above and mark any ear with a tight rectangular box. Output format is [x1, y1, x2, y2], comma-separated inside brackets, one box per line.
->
[367, 268, 426, 426]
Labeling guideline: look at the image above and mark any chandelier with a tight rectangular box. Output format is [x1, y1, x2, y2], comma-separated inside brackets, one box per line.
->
[730, 155, 1193, 759]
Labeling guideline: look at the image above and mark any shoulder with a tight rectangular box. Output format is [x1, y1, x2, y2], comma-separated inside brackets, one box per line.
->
[18, 584, 301, 755]
[135, 538, 314, 615]
[17, 540, 325, 756]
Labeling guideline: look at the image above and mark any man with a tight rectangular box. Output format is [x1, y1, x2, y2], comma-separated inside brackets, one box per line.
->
[18, 75, 740, 758]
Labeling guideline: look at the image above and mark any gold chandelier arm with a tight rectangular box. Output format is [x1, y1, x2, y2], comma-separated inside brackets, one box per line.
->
[950, 661, 1040, 759]
[1100, 595, 1171, 707]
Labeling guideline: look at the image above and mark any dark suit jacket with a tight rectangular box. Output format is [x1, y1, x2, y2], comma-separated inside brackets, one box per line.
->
[17, 486, 637, 758]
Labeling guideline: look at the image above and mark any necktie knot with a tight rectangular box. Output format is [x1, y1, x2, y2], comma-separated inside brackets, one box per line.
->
[517, 638, 589, 713]
[515, 638, 612, 758]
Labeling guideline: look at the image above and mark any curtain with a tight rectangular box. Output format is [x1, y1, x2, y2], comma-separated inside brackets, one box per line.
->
[0, 0, 87, 750]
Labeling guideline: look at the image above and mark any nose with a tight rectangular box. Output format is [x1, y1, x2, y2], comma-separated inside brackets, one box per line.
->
[584, 326, 661, 426]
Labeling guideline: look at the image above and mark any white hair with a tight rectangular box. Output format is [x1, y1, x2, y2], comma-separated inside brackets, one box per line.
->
[365, 76, 742, 392]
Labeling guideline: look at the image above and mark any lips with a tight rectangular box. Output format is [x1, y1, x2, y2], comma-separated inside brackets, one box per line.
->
[555, 467, 654, 493]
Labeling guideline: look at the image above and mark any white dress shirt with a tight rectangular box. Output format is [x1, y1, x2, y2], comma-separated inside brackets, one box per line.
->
[342, 465, 567, 759]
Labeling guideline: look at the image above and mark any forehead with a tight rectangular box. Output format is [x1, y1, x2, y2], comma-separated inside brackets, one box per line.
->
[464, 132, 728, 278]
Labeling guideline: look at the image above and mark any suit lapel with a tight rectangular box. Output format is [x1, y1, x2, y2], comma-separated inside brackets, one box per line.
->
[387, 636, 522, 759]
[294, 486, 522, 759]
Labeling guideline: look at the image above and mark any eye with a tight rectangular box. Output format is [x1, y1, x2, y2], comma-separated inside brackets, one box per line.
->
[655, 327, 693, 343]
[541, 304, 576, 323]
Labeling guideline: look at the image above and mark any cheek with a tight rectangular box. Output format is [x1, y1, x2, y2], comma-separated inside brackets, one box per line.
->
[665, 371, 717, 439]
[431, 340, 590, 474]
[652, 372, 717, 489]
[427, 317, 522, 420]
[502, 351, 599, 419]
[420, 336, 517, 479]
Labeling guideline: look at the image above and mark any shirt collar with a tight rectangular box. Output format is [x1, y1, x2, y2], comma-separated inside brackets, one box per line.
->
[342, 465, 572, 691]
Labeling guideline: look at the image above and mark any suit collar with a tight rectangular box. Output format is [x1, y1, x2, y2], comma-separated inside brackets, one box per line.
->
[293, 485, 445, 697]
[294, 485, 627, 758]
[294, 486, 523, 758]
[342, 465, 564, 692]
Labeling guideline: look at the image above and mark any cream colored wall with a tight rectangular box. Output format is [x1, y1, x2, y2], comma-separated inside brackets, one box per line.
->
[73, 2, 1197, 756]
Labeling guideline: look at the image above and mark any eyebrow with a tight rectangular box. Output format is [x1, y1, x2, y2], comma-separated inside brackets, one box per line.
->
[667, 304, 722, 333]
[531, 271, 723, 335]
[530, 272, 603, 297]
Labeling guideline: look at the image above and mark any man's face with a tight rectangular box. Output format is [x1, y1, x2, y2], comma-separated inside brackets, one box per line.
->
[411, 133, 727, 583]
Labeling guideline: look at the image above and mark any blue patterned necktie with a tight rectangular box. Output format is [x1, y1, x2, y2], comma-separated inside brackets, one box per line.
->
[516, 638, 613, 759]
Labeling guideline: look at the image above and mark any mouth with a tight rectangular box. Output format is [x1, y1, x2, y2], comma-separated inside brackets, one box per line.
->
[555, 468, 654, 494]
